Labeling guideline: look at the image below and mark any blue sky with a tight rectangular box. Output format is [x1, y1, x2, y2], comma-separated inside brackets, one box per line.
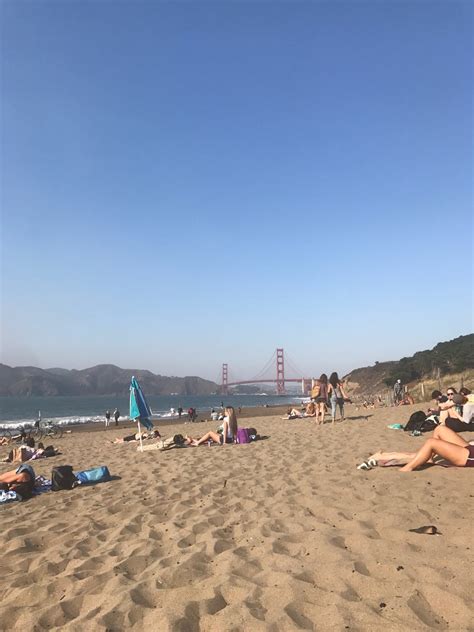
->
[1, 1, 472, 382]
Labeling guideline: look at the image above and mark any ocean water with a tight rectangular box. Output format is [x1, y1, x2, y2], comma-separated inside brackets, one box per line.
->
[0, 393, 305, 430]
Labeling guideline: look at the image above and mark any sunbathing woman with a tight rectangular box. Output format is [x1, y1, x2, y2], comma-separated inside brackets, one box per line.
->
[191, 406, 238, 446]
[362, 426, 474, 470]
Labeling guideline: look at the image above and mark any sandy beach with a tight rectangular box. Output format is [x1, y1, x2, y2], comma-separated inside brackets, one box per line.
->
[1, 403, 472, 631]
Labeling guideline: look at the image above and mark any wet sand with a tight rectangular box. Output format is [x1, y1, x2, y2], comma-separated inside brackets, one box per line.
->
[1, 403, 472, 630]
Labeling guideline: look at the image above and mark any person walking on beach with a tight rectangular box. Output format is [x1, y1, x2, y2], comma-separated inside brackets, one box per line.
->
[328, 373, 348, 423]
[393, 379, 403, 405]
[105, 410, 111, 428]
[113, 408, 120, 426]
[315, 374, 329, 425]
[178, 406, 183, 419]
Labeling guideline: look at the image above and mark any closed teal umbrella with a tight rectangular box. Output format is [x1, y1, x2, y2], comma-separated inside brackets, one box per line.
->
[130, 376, 153, 450]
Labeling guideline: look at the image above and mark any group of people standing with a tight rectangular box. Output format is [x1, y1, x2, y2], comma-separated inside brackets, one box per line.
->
[105, 408, 120, 428]
[311, 372, 349, 424]
[287, 372, 349, 424]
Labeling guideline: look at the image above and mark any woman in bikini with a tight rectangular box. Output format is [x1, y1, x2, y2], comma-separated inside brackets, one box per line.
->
[361, 426, 474, 470]
[190, 406, 238, 446]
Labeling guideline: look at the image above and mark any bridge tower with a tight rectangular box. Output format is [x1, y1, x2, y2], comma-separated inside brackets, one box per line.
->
[276, 348, 286, 395]
[221, 363, 229, 395]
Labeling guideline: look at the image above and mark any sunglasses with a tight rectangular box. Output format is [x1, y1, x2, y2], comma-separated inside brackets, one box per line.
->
[447, 392, 454, 396]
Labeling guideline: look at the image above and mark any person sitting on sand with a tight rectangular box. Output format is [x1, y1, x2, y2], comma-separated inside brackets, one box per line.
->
[397, 392, 415, 406]
[111, 430, 161, 444]
[439, 390, 474, 427]
[0, 430, 28, 446]
[359, 426, 474, 471]
[0, 464, 36, 499]
[190, 406, 238, 446]
[304, 401, 316, 417]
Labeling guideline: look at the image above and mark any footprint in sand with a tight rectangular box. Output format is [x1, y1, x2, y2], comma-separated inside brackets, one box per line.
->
[407, 591, 448, 629]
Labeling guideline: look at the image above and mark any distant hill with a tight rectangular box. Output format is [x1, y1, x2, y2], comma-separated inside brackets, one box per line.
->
[344, 334, 474, 398]
[0, 364, 218, 397]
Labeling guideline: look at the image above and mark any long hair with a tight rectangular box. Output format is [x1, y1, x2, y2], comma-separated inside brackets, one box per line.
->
[329, 372, 339, 388]
[319, 373, 328, 385]
[225, 406, 238, 438]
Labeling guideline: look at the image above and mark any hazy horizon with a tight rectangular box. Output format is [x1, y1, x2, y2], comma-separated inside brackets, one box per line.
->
[1, 332, 471, 383]
[1, 2, 472, 382]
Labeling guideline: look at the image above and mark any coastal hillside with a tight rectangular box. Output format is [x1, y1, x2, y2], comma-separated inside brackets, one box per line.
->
[344, 334, 474, 399]
[0, 364, 218, 397]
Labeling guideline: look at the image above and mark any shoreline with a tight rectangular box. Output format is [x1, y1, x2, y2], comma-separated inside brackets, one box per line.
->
[0, 403, 297, 433]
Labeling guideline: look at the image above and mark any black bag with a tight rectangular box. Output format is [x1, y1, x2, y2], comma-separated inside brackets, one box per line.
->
[404, 411, 427, 432]
[404, 411, 438, 433]
[51, 465, 76, 491]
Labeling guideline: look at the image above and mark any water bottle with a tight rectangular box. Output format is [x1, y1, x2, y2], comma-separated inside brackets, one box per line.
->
[208, 439, 212, 448]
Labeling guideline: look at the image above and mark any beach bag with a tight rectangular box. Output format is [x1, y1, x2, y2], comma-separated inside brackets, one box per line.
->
[51, 465, 76, 491]
[420, 415, 439, 432]
[75, 466, 111, 485]
[311, 383, 320, 398]
[236, 428, 250, 444]
[404, 411, 428, 433]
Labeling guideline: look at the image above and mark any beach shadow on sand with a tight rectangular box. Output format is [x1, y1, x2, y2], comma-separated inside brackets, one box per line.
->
[345, 414, 374, 421]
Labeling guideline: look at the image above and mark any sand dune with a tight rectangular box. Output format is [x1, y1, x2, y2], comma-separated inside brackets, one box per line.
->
[1, 404, 472, 630]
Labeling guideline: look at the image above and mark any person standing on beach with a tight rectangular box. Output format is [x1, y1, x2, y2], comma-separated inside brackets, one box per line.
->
[113, 408, 120, 426]
[328, 373, 347, 423]
[393, 379, 403, 404]
[315, 374, 329, 425]
[105, 410, 111, 428]
[178, 406, 183, 419]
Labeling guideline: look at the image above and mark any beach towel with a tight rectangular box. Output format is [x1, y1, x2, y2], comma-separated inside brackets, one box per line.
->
[0, 490, 19, 504]
[34, 476, 52, 494]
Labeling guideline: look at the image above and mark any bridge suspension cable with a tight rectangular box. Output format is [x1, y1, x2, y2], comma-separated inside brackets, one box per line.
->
[284, 350, 306, 379]
[248, 349, 277, 382]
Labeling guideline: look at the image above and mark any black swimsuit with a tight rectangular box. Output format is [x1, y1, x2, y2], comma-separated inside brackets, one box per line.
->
[465, 445, 474, 467]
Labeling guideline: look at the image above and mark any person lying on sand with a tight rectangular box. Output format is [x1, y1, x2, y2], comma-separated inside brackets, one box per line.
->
[111, 430, 161, 444]
[399, 425, 474, 471]
[283, 408, 304, 420]
[0, 430, 28, 446]
[0, 464, 36, 499]
[2, 442, 59, 463]
[190, 406, 238, 446]
[359, 426, 474, 471]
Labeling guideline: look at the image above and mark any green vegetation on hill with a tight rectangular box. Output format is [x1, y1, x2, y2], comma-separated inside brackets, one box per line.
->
[345, 334, 473, 398]
[383, 334, 474, 387]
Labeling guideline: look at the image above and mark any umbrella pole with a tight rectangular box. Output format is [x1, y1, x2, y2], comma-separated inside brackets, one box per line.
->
[137, 420, 144, 452]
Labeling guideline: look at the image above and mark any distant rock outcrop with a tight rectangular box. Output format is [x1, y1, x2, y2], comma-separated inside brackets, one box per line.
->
[0, 363, 217, 397]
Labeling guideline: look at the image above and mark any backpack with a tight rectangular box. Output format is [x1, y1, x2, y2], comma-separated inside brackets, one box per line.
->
[51, 465, 76, 491]
[236, 428, 250, 444]
[404, 411, 438, 433]
[404, 411, 427, 432]
[75, 466, 111, 485]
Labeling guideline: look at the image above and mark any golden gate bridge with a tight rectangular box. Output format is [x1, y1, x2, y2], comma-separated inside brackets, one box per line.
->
[220, 348, 314, 396]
